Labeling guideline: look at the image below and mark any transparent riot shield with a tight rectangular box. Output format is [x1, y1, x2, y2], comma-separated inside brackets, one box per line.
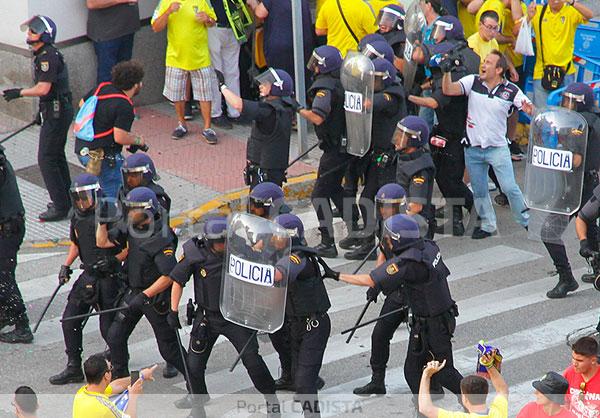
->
[402, 0, 426, 91]
[220, 213, 290, 333]
[341, 52, 375, 157]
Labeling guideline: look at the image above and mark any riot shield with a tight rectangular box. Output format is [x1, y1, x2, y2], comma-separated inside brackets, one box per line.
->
[402, 0, 426, 91]
[341, 52, 374, 157]
[524, 107, 588, 216]
[220, 213, 290, 333]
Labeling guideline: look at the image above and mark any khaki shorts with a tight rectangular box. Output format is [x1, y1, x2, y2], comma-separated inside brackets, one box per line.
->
[163, 66, 213, 102]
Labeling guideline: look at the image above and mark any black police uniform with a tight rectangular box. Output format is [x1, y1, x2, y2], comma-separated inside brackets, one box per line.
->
[369, 240, 462, 402]
[358, 82, 407, 233]
[276, 246, 331, 417]
[308, 74, 356, 239]
[380, 29, 406, 62]
[544, 111, 600, 271]
[396, 150, 436, 238]
[34, 43, 73, 213]
[119, 181, 172, 217]
[242, 98, 294, 188]
[429, 41, 478, 227]
[60, 211, 122, 363]
[106, 220, 185, 378]
[0, 147, 29, 331]
[169, 237, 276, 396]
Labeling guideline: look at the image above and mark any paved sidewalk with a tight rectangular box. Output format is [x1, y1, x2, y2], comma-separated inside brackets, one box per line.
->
[0, 102, 321, 244]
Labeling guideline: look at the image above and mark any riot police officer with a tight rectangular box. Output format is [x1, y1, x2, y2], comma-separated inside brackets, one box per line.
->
[165, 217, 279, 415]
[96, 187, 186, 379]
[49, 174, 124, 385]
[121, 152, 171, 214]
[0, 146, 32, 344]
[361, 40, 396, 65]
[393, 116, 436, 238]
[217, 68, 295, 188]
[354, 183, 409, 395]
[296, 46, 352, 258]
[345, 58, 407, 261]
[274, 214, 331, 418]
[3, 15, 73, 221]
[320, 214, 463, 413]
[375, 4, 406, 72]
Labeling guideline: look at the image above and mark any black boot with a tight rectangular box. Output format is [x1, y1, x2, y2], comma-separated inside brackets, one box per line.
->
[49, 357, 84, 385]
[339, 222, 362, 250]
[353, 371, 386, 395]
[0, 319, 33, 344]
[582, 261, 600, 284]
[344, 236, 377, 261]
[274, 369, 295, 391]
[163, 363, 179, 379]
[547, 268, 579, 299]
[315, 228, 338, 258]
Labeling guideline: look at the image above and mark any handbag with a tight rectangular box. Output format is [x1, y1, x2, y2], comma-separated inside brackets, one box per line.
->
[538, 4, 570, 91]
[514, 18, 534, 56]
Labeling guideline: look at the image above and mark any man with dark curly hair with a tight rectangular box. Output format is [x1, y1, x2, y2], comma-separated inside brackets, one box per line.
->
[74, 60, 147, 198]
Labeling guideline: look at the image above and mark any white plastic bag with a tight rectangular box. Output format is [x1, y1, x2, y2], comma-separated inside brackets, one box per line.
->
[514, 18, 535, 56]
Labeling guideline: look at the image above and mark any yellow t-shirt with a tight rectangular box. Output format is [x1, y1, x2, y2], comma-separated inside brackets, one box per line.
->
[531, 3, 586, 79]
[438, 395, 508, 418]
[73, 385, 126, 418]
[468, 32, 500, 62]
[503, 2, 527, 68]
[458, 1, 477, 39]
[316, 0, 378, 57]
[151, 0, 216, 70]
[475, 0, 506, 34]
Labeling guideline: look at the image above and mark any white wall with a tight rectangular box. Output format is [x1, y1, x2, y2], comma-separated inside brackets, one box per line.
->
[1, 0, 160, 49]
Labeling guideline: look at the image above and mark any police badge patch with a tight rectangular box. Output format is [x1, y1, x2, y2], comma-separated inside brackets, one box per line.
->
[290, 254, 301, 264]
[40, 61, 49, 72]
[200, 268, 207, 278]
[386, 263, 399, 275]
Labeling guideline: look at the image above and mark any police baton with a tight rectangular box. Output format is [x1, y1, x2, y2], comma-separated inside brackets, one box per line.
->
[60, 305, 129, 322]
[0, 120, 36, 146]
[341, 306, 408, 335]
[33, 283, 62, 333]
[174, 329, 193, 390]
[229, 330, 258, 372]
[286, 142, 320, 170]
[344, 244, 379, 343]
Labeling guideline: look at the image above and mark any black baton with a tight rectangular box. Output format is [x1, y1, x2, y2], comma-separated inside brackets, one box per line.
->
[61, 305, 129, 322]
[0, 120, 36, 145]
[286, 142, 320, 169]
[174, 329, 193, 390]
[33, 283, 63, 333]
[229, 330, 258, 372]
[341, 306, 407, 335]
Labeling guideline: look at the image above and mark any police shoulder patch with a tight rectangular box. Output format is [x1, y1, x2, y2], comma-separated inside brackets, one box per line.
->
[383, 93, 392, 101]
[290, 254, 301, 264]
[412, 176, 425, 185]
[40, 61, 49, 72]
[200, 268, 207, 278]
[386, 263, 399, 275]
[316, 90, 327, 97]
[163, 248, 174, 256]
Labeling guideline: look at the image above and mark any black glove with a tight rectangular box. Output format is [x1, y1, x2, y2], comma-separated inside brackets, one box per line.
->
[215, 70, 226, 90]
[58, 265, 73, 285]
[91, 256, 120, 275]
[3, 88, 22, 102]
[366, 287, 380, 303]
[439, 56, 454, 73]
[128, 292, 151, 312]
[317, 258, 339, 281]
[289, 98, 304, 112]
[127, 143, 149, 154]
[167, 310, 182, 330]
[580, 239, 595, 258]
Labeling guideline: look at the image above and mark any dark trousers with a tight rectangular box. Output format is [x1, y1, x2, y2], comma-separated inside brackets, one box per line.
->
[188, 310, 275, 395]
[404, 316, 463, 407]
[370, 292, 407, 373]
[61, 272, 119, 359]
[107, 293, 187, 378]
[359, 159, 396, 235]
[311, 149, 354, 237]
[93, 33, 135, 84]
[39, 105, 73, 212]
[431, 138, 473, 219]
[543, 175, 599, 271]
[0, 217, 27, 325]
[269, 322, 293, 374]
[289, 314, 330, 418]
[250, 168, 286, 190]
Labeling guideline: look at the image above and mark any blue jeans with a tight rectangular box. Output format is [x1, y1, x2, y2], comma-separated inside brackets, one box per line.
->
[94, 33, 135, 84]
[78, 153, 124, 199]
[464, 145, 529, 233]
[532, 73, 575, 108]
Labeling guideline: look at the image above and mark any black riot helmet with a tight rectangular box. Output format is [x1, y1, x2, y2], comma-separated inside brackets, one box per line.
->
[202, 215, 227, 253]
[375, 183, 407, 220]
[21, 15, 57, 44]
[70, 173, 102, 216]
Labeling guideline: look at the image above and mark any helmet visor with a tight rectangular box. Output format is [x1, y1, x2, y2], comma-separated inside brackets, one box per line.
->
[362, 43, 386, 61]
[70, 183, 99, 213]
[254, 68, 283, 89]
[373, 70, 390, 91]
[392, 123, 421, 150]
[376, 197, 407, 220]
[376, 9, 404, 31]
[248, 196, 274, 218]
[20, 16, 51, 35]
[429, 20, 453, 43]
[561, 92, 585, 111]
[307, 51, 325, 73]
[121, 166, 149, 191]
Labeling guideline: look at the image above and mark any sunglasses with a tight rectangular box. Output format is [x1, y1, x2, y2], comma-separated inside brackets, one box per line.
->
[579, 381, 587, 402]
[481, 23, 499, 32]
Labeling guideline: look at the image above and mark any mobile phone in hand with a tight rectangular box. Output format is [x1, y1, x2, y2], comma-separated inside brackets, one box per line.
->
[130, 370, 139, 382]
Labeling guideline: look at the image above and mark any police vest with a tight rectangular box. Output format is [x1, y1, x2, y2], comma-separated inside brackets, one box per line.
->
[395, 240, 454, 317]
[147, 182, 172, 215]
[0, 150, 25, 221]
[397, 150, 435, 190]
[285, 246, 331, 318]
[372, 83, 406, 153]
[35, 44, 71, 102]
[72, 211, 119, 268]
[308, 75, 346, 151]
[126, 223, 177, 289]
[382, 30, 406, 52]
[249, 98, 294, 169]
[581, 111, 600, 172]
[182, 238, 224, 312]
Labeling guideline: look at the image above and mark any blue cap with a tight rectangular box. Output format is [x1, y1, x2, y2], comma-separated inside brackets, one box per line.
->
[274, 213, 305, 239]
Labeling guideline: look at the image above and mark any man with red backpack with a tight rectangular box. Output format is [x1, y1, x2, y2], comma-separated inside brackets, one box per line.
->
[74, 60, 146, 199]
